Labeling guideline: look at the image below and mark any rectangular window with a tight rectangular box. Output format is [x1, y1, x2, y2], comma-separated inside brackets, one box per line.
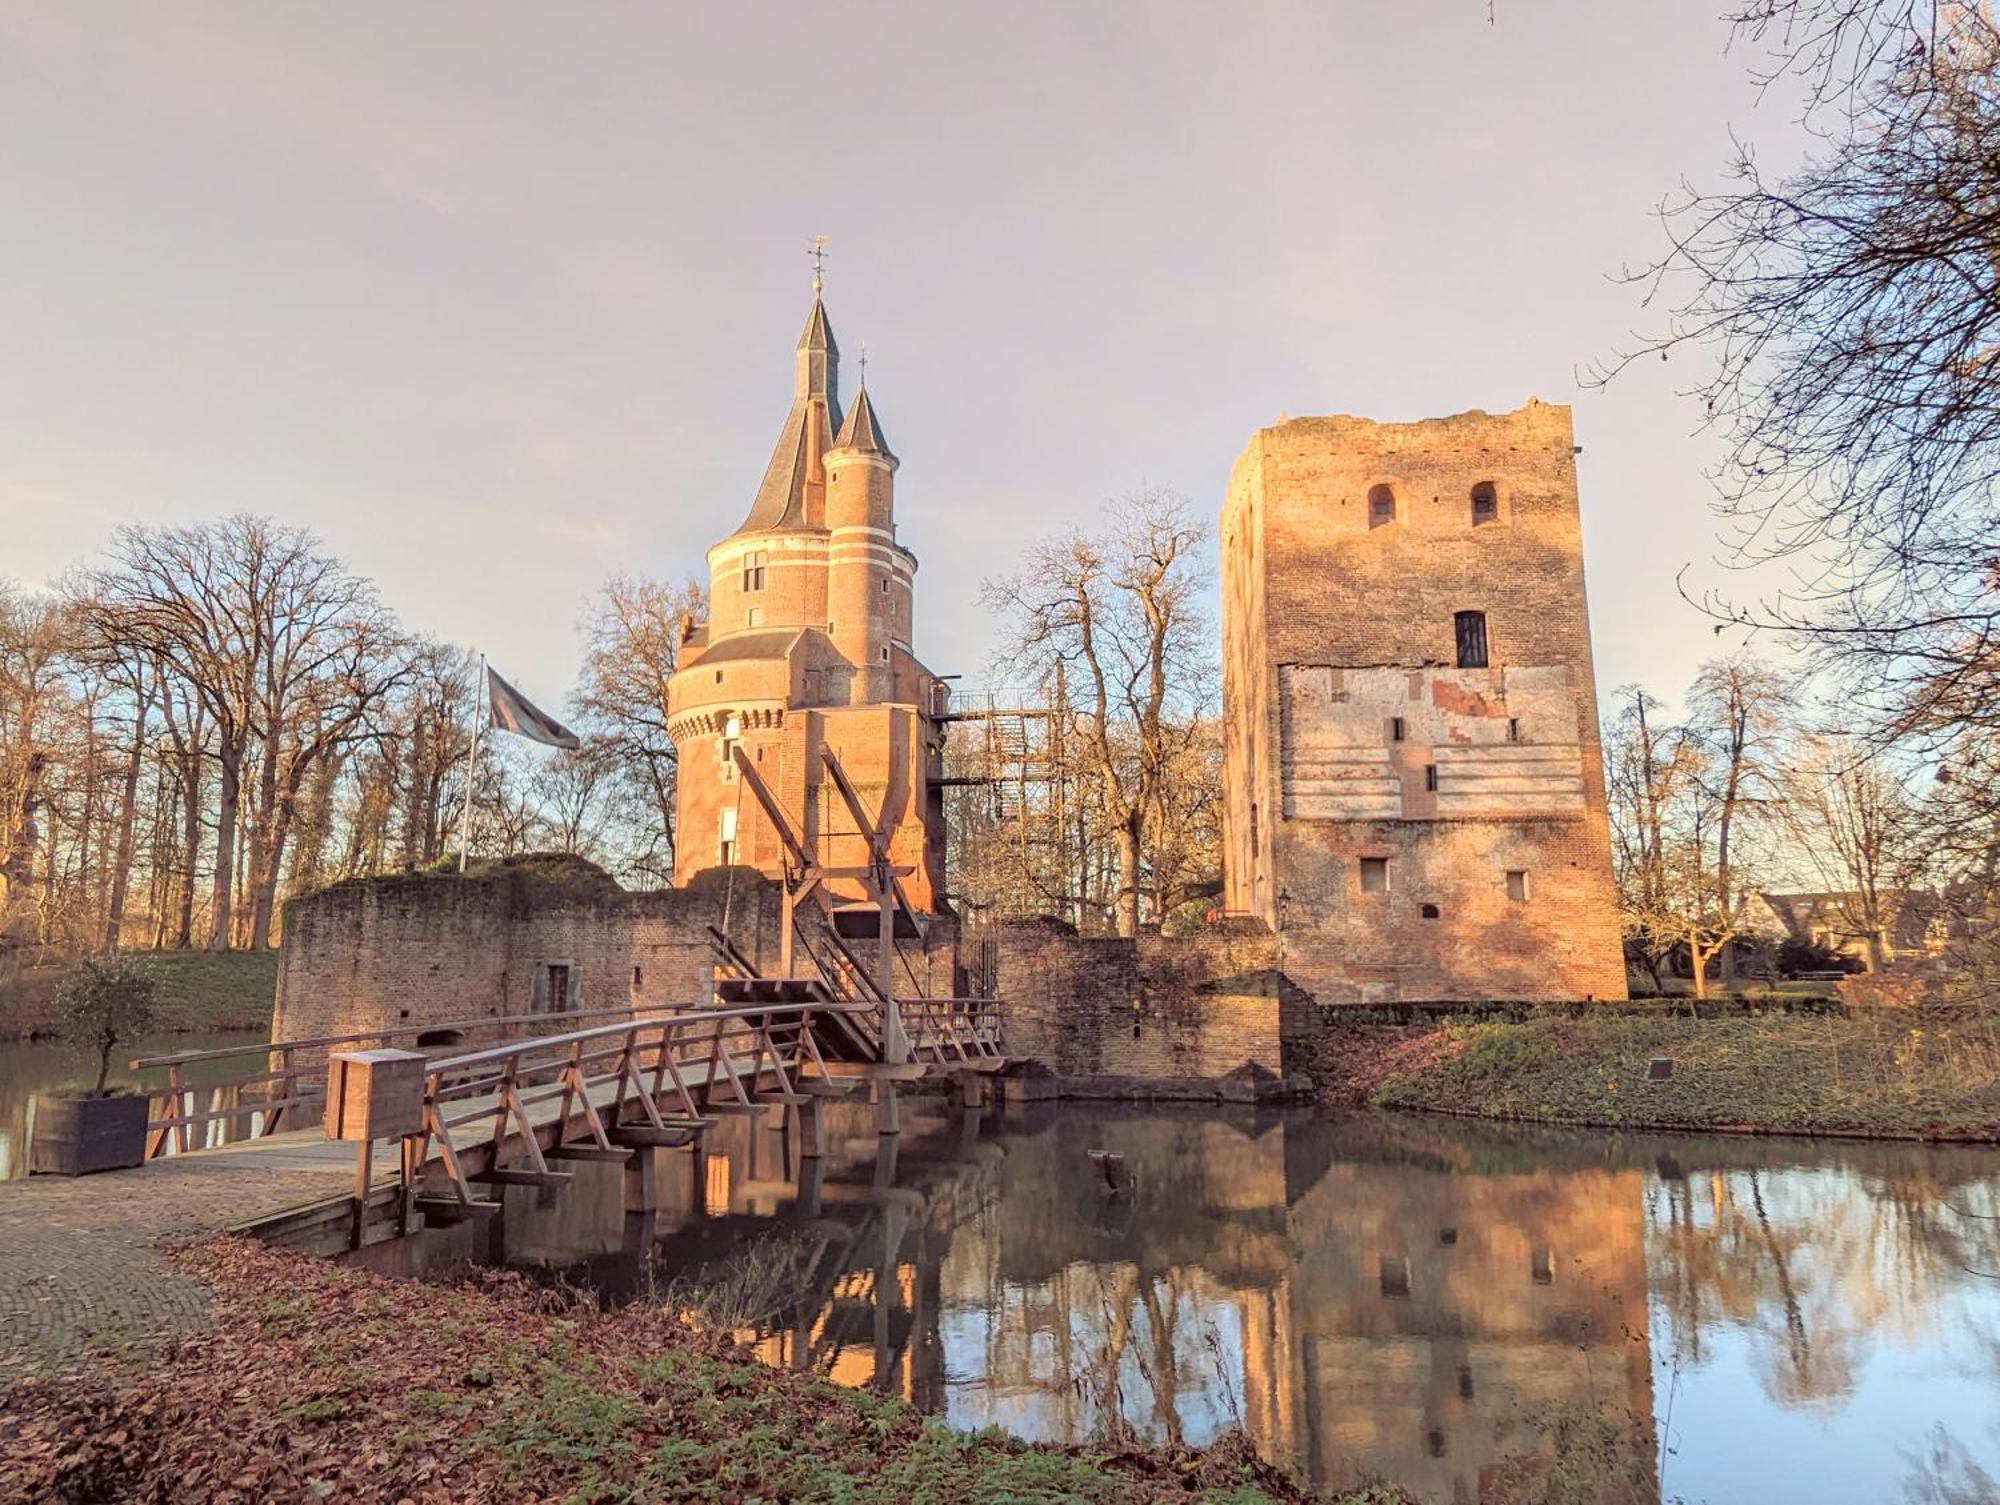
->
[1424, 765, 1438, 792]
[1390, 716, 1406, 743]
[1531, 1246, 1554, 1286]
[1454, 610, 1489, 669]
[719, 806, 738, 865]
[544, 963, 571, 1014]
[1506, 869, 1528, 903]
[1507, 716, 1520, 743]
[1379, 1254, 1411, 1299]
[741, 550, 767, 591]
[631, 964, 643, 989]
[1359, 857, 1390, 894]
[746, 605, 762, 627]
[880, 577, 890, 593]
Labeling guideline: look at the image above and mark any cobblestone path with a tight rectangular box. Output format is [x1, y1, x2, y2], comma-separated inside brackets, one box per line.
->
[0, 1143, 356, 1381]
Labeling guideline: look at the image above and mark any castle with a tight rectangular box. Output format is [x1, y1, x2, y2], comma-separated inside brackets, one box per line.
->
[271, 285, 1627, 1074]
[1221, 404, 1628, 1002]
[663, 292, 947, 912]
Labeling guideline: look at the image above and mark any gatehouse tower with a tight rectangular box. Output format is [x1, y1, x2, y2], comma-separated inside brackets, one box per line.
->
[665, 290, 948, 910]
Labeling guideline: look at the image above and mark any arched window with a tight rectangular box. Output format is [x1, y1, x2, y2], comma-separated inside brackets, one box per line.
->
[1367, 484, 1396, 529]
[1471, 481, 1498, 525]
[1454, 610, 1489, 669]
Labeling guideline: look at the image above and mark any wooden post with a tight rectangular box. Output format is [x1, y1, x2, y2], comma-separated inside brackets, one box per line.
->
[350, 1138, 372, 1251]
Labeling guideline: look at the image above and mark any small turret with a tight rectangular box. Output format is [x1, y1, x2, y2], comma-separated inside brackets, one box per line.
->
[825, 380, 900, 699]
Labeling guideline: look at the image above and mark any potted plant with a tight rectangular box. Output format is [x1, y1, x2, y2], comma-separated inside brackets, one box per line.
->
[29, 956, 159, 1176]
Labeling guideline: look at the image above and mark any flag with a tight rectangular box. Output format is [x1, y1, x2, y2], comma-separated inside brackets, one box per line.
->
[486, 667, 580, 749]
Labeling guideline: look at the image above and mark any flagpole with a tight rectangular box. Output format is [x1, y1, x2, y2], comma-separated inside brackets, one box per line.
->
[458, 654, 487, 873]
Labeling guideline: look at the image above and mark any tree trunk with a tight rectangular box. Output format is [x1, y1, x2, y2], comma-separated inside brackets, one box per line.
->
[209, 753, 239, 950]
[1113, 817, 1141, 939]
[103, 679, 150, 951]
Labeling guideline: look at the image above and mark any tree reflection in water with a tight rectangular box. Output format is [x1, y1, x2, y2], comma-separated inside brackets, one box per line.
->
[483, 1100, 2000, 1505]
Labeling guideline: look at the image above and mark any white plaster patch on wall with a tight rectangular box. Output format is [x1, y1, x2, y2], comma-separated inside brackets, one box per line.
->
[1279, 662, 1587, 821]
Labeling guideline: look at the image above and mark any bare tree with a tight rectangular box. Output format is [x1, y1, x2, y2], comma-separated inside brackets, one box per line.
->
[1607, 4, 2000, 753]
[1607, 684, 1702, 991]
[1688, 657, 1795, 987]
[1781, 733, 1930, 970]
[91, 517, 409, 949]
[982, 492, 1215, 937]
[573, 574, 704, 885]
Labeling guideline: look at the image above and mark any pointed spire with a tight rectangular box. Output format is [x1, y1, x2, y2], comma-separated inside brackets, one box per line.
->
[731, 295, 843, 536]
[833, 382, 894, 460]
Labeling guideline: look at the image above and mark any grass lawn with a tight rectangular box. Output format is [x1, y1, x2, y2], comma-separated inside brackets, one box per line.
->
[2, 1239, 1382, 1505]
[1369, 1011, 2000, 1140]
[0, 950, 277, 1040]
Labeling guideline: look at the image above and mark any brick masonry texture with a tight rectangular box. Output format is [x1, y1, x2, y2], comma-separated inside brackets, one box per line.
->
[0, 1154, 353, 1380]
[991, 917, 1284, 1080]
[272, 865, 961, 1043]
[1221, 401, 1628, 1004]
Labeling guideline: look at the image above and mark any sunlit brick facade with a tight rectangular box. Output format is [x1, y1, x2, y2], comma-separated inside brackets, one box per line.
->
[665, 295, 948, 909]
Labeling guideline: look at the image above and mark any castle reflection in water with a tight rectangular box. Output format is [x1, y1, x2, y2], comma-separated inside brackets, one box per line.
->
[435, 1099, 2000, 1505]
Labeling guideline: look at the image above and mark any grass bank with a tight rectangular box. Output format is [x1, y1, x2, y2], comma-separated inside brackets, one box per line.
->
[0, 1239, 1382, 1505]
[1313, 1009, 2000, 1141]
[0, 951, 276, 1041]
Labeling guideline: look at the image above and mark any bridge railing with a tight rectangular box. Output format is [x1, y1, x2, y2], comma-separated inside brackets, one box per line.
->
[412, 1001, 861, 1210]
[128, 1004, 661, 1160]
[899, 996, 1005, 1069]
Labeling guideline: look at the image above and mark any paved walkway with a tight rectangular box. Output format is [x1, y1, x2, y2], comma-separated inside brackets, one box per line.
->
[0, 1054, 779, 1379]
[0, 1133, 367, 1380]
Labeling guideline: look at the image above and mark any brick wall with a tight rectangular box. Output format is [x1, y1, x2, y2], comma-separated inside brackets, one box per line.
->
[991, 917, 1284, 1083]
[1221, 401, 1627, 1003]
[272, 865, 787, 1042]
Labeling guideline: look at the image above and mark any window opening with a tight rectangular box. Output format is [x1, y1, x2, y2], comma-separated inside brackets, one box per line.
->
[1420, 902, 1440, 919]
[1471, 481, 1498, 525]
[1359, 857, 1390, 894]
[1368, 483, 1396, 529]
[1424, 765, 1438, 792]
[1390, 716, 1406, 743]
[1379, 1255, 1411, 1299]
[741, 550, 767, 591]
[1454, 610, 1489, 669]
[1506, 869, 1528, 903]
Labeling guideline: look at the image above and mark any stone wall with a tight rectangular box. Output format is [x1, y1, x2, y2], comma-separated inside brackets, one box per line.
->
[1221, 401, 1628, 1003]
[990, 917, 1285, 1091]
[271, 863, 793, 1042]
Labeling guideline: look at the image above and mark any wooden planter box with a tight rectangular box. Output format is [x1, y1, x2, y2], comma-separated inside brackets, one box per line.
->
[30, 1093, 150, 1176]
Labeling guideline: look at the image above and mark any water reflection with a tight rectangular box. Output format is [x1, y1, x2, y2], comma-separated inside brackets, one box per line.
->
[458, 1103, 2000, 1505]
[0, 1029, 262, 1180]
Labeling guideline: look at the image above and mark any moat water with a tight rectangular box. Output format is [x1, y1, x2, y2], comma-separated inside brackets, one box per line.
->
[0, 1029, 262, 1180]
[411, 1099, 2000, 1505]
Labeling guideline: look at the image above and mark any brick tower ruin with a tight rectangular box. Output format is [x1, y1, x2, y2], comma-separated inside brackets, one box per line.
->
[665, 292, 948, 909]
[1220, 401, 1627, 1002]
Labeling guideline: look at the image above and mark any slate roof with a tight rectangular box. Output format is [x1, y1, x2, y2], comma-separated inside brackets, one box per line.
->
[833, 384, 894, 460]
[729, 299, 843, 537]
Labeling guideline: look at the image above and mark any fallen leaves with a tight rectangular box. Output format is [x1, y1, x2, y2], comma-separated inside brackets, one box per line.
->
[0, 1238, 1335, 1505]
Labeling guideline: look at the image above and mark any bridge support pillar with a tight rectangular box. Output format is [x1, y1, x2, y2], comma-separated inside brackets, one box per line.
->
[873, 1080, 900, 1136]
[952, 1072, 984, 1111]
[622, 1148, 654, 1214]
[797, 1099, 828, 1158]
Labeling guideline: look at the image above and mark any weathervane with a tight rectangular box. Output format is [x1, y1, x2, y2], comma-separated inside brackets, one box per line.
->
[809, 234, 828, 296]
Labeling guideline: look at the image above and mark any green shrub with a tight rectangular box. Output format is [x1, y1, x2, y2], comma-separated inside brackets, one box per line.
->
[53, 955, 159, 1096]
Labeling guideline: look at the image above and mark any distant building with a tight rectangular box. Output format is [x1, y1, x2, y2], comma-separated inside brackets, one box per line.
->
[1745, 889, 1957, 969]
[664, 293, 949, 910]
[1219, 402, 1627, 1003]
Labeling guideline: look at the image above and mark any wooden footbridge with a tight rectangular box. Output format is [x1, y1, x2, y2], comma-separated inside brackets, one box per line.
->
[116, 743, 1005, 1250]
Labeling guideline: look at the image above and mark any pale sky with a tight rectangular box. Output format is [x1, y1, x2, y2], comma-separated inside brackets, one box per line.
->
[0, 3, 1800, 714]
